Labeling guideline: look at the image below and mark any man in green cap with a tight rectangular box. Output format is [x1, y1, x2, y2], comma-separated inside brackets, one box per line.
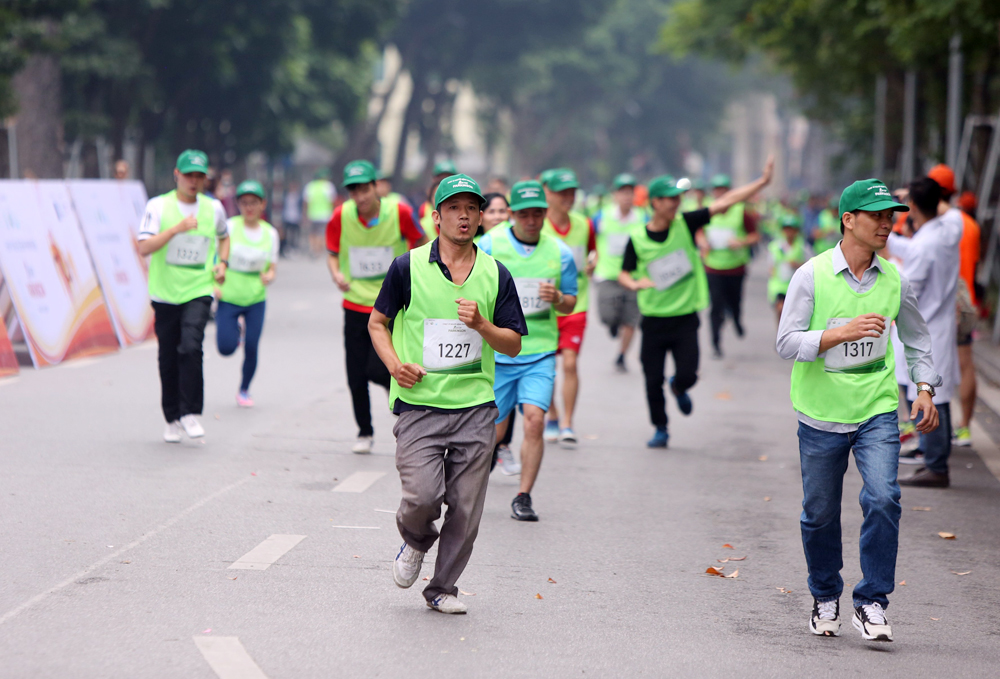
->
[138, 149, 230, 442]
[680, 178, 707, 213]
[216, 180, 278, 408]
[540, 167, 594, 446]
[703, 172, 763, 358]
[617, 161, 771, 448]
[303, 168, 336, 257]
[369, 174, 526, 613]
[327, 159, 427, 454]
[767, 213, 810, 323]
[376, 170, 410, 208]
[417, 160, 459, 238]
[776, 178, 941, 642]
[592, 171, 648, 375]
[479, 180, 578, 520]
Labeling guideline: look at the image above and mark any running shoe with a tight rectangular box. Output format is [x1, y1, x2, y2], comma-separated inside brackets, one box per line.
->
[392, 542, 425, 588]
[352, 436, 373, 454]
[953, 426, 972, 447]
[496, 444, 521, 476]
[559, 428, 578, 448]
[615, 354, 627, 373]
[427, 593, 467, 614]
[899, 466, 950, 488]
[511, 492, 538, 521]
[712, 346, 724, 360]
[670, 376, 693, 416]
[179, 414, 205, 438]
[543, 420, 560, 442]
[163, 421, 182, 443]
[647, 427, 669, 448]
[809, 598, 841, 637]
[852, 602, 892, 642]
[609, 324, 619, 339]
[735, 321, 745, 338]
[236, 390, 254, 408]
[898, 448, 925, 466]
[898, 420, 916, 443]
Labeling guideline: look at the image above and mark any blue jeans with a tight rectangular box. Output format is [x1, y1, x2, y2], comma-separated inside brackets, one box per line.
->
[798, 411, 901, 609]
[909, 400, 952, 474]
[216, 300, 266, 392]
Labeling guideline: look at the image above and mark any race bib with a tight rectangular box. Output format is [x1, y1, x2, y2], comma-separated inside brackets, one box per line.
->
[165, 233, 210, 267]
[646, 249, 693, 291]
[349, 245, 394, 279]
[707, 228, 736, 251]
[823, 317, 889, 374]
[422, 319, 483, 374]
[570, 245, 586, 273]
[514, 277, 554, 319]
[606, 233, 631, 257]
[229, 244, 268, 273]
[778, 261, 794, 282]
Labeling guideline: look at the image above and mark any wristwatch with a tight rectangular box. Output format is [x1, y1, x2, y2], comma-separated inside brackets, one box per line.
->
[219, 259, 229, 267]
[916, 383, 935, 398]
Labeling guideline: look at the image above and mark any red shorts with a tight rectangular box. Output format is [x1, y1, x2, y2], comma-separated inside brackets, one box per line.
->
[557, 312, 587, 354]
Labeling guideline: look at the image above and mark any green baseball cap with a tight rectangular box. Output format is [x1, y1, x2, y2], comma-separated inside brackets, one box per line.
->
[710, 173, 731, 189]
[176, 149, 209, 175]
[434, 173, 486, 209]
[838, 179, 909, 217]
[545, 168, 579, 192]
[509, 180, 548, 211]
[647, 175, 684, 199]
[691, 178, 706, 191]
[433, 160, 458, 176]
[613, 173, 637, 190]
[236, 179, 266, 199]
[779, 213, 802, 229]
[343, 160, 378, 187]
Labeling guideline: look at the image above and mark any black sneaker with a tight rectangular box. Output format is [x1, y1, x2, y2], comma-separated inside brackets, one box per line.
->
[809, 598, 841, 637]
[735, 321, 745, 338]
[712, 346, 724, 360]
[852, 602, 893, 642]
[615, 354, 627, 373]
[511, 493, 538, 521]
[609, 324, 619, 339]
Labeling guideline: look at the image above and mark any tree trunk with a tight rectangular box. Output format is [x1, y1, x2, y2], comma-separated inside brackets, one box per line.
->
[11, 55, 64, 178]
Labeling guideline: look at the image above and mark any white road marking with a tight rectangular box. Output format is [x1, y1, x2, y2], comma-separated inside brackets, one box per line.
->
[329, 525, 380, 529]
[193, 636, 269, 679]
[374, 509, 396, 514]
[229, 534, 306, 570]
[332, 471, 385, 493]
[0, 475, 254, 626]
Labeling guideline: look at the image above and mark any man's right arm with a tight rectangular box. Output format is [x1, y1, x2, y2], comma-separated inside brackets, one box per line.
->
[775, 262, 823, 361]
[137, 199, 195, 256]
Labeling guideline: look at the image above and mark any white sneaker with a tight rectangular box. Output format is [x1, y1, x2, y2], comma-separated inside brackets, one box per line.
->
[393, 542, 425, 588]
[352, 436, 373, 454]
[809, 599, 841, 637]
[852, 602, 893, 642]
[496, 444, 521, 476]
[179, 414, 204, 438]
[163, 421, 182, 443]
[426, 593, 467, 614]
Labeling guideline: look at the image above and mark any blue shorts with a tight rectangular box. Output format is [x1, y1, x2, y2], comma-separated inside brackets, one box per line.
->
[493, 354, 556, 423]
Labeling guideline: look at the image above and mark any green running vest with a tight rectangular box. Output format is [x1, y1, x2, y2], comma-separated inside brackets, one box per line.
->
[629, 218, 708, 318]
[767, 236, 805, 303]
[704, 203, 749, 270]
[389, 242, 499, 410]
[789, 249, 901, 423]
[542, 212, 590, 314]
[339, 199, 407, 308]
[489, 227, 562, 357]
[814, 210, 840, 254]
[420, 202, 438, 238]
[304, 180, 333, 221]
[220, 217, 274, 307]
[147, 191, 218, 305]
[595, 206, 647, 281]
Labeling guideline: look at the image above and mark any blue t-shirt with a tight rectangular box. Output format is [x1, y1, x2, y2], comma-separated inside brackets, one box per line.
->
[477, 228, 578, 365]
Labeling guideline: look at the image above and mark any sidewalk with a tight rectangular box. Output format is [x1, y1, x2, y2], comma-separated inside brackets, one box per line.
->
[969, 336, 1000, 479]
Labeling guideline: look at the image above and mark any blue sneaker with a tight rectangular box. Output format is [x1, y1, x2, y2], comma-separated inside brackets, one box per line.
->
[670, 377, 692, 416]
[647, 428, 669, 448]
[544, 419, 560, 442]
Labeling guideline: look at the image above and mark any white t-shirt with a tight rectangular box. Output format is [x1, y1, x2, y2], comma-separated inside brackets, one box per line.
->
[138, 194, 229, 242]
[229, 217, 279, 263]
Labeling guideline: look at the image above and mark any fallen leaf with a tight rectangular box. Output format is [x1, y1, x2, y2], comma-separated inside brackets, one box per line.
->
[722, 543, 735, 549]
[120, 560, 130, 564]
[202, 629, 212, 634]
[951, 570, 972, 576]
[535, 593, 543, 599]
[214, 414, 221, 420]
[930, 617, 940, 621]
[422, 576, 429, 581]
[898, 580, 906, 586]
[251, 472, 257, 476]
[723, 569, 739, 578]
[776, 587, 792, 594]
[584, 434, 599, 440]
[460, 637, 465, 641]
[911, 506, 932, 511]
[353, 555, 360, 558]
[705, 567, 724, 576]
[938, 532, 956, 540]
[714, 391, 732, 401]
[764, 497, 771, 502]
[459, 590, 476, 596]
[548, 578, 557, 583]
[758, 455, 768, 462]
[228, 576, 237, 581]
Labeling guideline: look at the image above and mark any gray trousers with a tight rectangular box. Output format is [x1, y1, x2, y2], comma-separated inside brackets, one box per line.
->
[393, 405, 498, 601]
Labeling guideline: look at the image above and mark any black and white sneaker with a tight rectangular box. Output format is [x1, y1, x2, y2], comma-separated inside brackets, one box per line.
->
[809, 598, 841, 637]
[511, 493, 538, 521]
[852, 602, 893, 642]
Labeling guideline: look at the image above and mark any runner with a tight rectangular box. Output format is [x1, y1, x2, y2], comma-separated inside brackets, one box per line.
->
[303, 168, 336, 257]
[592, 171, 648, 374]
[137, 149, 229, 442]
[542, 168, 596, 446]
[376, 171, 410, 207]
[327, 160, 427, 454]
[216, 180, 278, 407]
[478, 180, 578, 520]
[812, 197, 840, 254]
[368, 174, 526, 614]
[478, 192, 511, 241]
[776, 178, 941, 642]
[680, 178, 705, 213]
[418, 160, 458, 239]
[703, 173, 761, 358]
[768, 213, 809, 323]
[618, 161, 772, 448]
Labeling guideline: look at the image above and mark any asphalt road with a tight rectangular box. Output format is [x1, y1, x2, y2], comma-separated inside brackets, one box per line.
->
[2, 255, 999, 678]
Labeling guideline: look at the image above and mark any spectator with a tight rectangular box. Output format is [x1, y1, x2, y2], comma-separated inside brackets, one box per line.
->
[114, 159, 130, 180]
[281, 180, 302, 255]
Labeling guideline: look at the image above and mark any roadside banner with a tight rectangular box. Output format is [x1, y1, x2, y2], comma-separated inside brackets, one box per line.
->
[0, 271, 19, 377]
[0, 181, 119, 367]
[67, 180, 154, 346]
[118, 180, 150, 235]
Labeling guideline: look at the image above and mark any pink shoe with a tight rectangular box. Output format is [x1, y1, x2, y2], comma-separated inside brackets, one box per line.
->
[236, 391, 254, 408]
